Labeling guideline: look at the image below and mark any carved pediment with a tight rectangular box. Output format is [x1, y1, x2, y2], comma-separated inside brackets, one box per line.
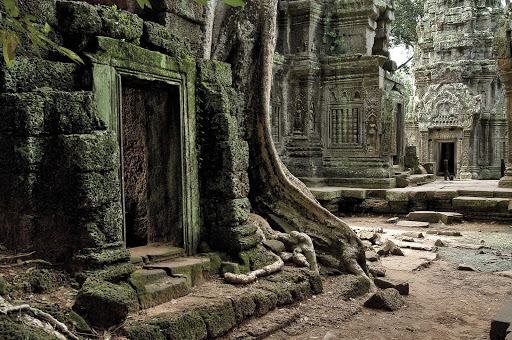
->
[417, 83, 480, 132]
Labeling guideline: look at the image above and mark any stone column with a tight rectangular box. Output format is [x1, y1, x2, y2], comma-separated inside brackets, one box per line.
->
[498, 83, 512, 187]
[495, 7, 512, 187]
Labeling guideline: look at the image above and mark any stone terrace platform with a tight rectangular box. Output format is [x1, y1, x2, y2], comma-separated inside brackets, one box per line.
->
[310, 180, 512, 220]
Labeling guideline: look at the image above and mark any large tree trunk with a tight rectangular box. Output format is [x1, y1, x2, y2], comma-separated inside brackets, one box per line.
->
[207, 0, 368, 277]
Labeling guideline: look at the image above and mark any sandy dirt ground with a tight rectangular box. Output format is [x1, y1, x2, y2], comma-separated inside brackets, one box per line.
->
[265, 215, 512, 340]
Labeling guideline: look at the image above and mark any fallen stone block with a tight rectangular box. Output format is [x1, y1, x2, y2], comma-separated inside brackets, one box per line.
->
[438, 212, 463, 224]
[365, 250, 380, 262]
[359, 231, 380, 244]
[373, 278, 409, 295]
[390, 247, 405, 256]
[458, 264, 478, 271]
[435, 239, 447, 247]
[402, 231, 424, 238]
[377, 240, 397, 256]
[401, 236, 415, 242]
[386, 217, 399, 223]
[368, 264, 386, 277]
[427, 230, 462, 236]
[407, 211, 440, 223]
[364, 288, 404, 311]
[496, 271, 512, 279]
[263, 240, 286, 253]
[491, 299, 512, 340]
[397, 221, 430, 228]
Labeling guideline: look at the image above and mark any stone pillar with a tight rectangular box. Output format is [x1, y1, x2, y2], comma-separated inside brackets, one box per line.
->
[498, 84, 512, 187]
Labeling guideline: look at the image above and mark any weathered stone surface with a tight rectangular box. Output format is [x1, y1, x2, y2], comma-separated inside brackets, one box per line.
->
[359, 231, 380, 244]
[0, 275, 7, 295]
[491, 299, 512, 340]
[435, 239, 447, 247]
[402, 231, 424, 238]
[0, 58, 85, 93]
[386, 217, 399, 223]
[407, 211, 440, 223]
[221, 262, 240, 276]
[337, 274, 371, 300]
[365, 250, 379, 262]
[368, 264, 386, 277]
[262, 240, 286, 253]
[458, 264, 478, 272]
[74, 278, 138, 329]
[56, 0, 102, 35]
[142, 21, 192, 59]
[373, 278, 409, 295]
[364, 288, 404, 311]
[438, 212, 463, 224]
[396, 220, 430, 228]
[377, 240, 397, 256]
[426, 230, 461, 237]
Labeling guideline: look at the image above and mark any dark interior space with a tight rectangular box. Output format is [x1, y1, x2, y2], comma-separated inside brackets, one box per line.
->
[438, 142, 455, 176]
[121, 78, 182, 248]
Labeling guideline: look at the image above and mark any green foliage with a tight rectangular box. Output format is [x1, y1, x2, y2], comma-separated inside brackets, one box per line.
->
[391, 0, 424, 48]
[136, 0, 152, 9]
[0, 0, 84, 67]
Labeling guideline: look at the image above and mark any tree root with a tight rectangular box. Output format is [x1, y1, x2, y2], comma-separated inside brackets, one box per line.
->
[224, 252, 284, 284]
[0, 296, 79, 340]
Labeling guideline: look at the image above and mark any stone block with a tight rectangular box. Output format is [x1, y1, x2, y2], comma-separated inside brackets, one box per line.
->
[201, 112, 239, 143]
[56, 0, 102, 35]
[0, 136, 47, 173]
[203, 198, 251, 226]
[203, 171, 249, 199]
[388, 201, 409, 214]
[98, 7, 144, 41]
[199, 83, 238, 114]
[198, 299, 236, 338]
[373, 278, 409, 295]
[231, 293, 256, 324]
[74, 277, 138, 329]
[16, 0, 58, 26]
[337, 274, 371, 300]
[252, 289, 278, 316]
[142, 21, 192, 59]
[197, 60, 233, 87]
[396, 220, 430, 228]
[407, 211, 440, 223]
[0, 58, 85, 93]
[146, 310, 207, 340]
[438, 212, 463, 224]
[0, 92, 103, 136]
[56, 131, 119, 172]
[147, 0, 205, 24]
[453, 197, 510, 213]
[342, 188, 367, 199]
[386, 190, 410, 202]
[149, 12, 203, 56]
[220, 262, 240, 276]
[364, 288, 404, 311]
[203, 140, 249, 172]
[263, 240, 286, 253]
[491, 299, 512, 340]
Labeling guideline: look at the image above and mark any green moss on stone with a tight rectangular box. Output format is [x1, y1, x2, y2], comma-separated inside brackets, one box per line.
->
[231, 294, 256, 324]
[198, 299, 236, 338]
[0, 275, 8, 295]
[124, 323, 165, 340]
[147, 310, 207, 340]
[0, 315, 57, 340]
[197, 60, 233, 87]
[56, 1, 102, 35]
[74, 277, 138, 329]
[142, 21, 193, 60]
[25, 269, 62, 294]
[98, 7, 143, 41]
[252, 289, 277, 316]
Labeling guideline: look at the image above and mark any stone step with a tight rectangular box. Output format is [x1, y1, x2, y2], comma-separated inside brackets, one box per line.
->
[129, 269, 191, 310]
[452, 197, 511, 215]
[218, 307, 300, 340]
[129, 244, 185, 265]
[123, 267, 323, 340]
[144, 257, 210, 287]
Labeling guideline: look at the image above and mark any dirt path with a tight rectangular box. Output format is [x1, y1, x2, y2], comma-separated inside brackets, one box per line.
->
[267, 215, 512, 340]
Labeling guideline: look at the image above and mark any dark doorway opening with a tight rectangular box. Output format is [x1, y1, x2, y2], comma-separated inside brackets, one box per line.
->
[121, 78, 182, 248]
[438, 142, 455, 177]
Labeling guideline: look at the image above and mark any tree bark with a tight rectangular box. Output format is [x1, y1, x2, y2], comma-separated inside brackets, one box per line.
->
[207, 0, 368, 277]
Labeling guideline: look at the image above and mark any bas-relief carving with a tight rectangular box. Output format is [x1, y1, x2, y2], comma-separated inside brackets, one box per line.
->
[417, 83, 480, 132]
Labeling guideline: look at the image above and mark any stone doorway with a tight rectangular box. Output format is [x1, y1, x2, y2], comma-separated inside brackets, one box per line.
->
[121, 77, 182, 248]
[438, 142, 456, 176]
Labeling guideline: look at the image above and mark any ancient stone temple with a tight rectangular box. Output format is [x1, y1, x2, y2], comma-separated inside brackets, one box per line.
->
[406, 0, 507, 179]
[271, 0, 405, 188]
